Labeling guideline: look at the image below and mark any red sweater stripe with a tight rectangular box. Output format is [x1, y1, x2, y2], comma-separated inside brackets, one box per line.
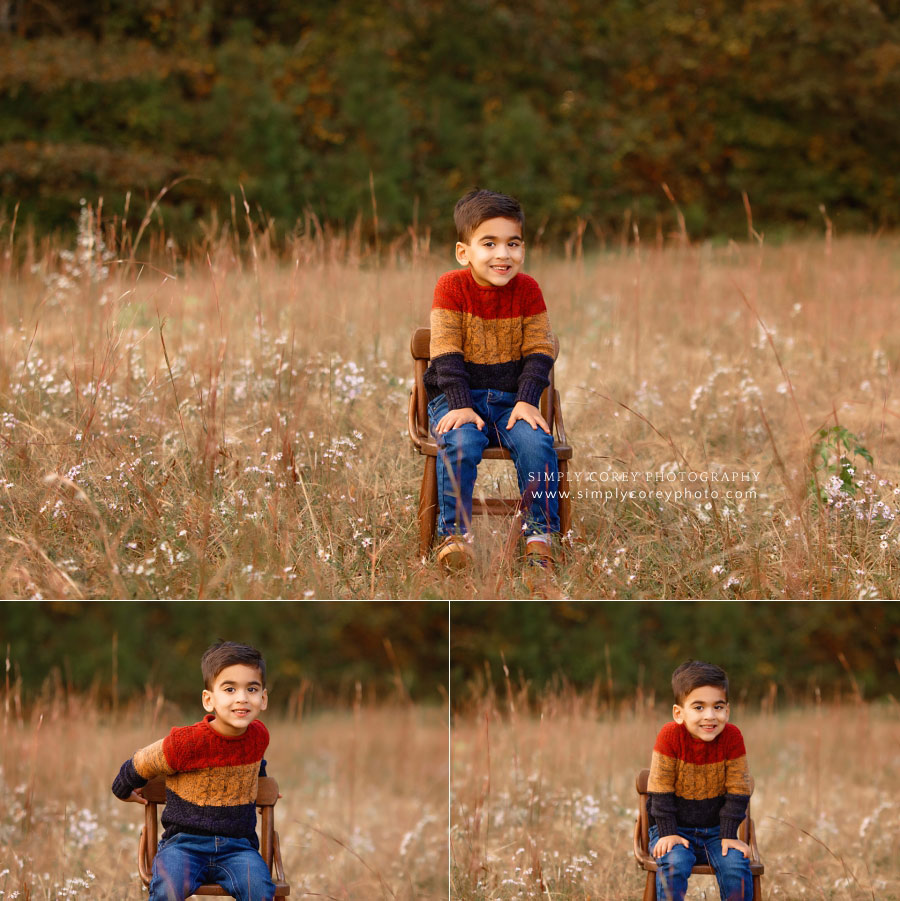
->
[162, 717, 268, 771]
[653, 721, 746, 765]
[431, 270, 548, 319]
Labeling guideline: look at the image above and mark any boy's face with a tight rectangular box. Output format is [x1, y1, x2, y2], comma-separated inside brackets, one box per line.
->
[201, 663, 268, 736]
[672, 685, 729, 742]
[456, 216, 525, 287]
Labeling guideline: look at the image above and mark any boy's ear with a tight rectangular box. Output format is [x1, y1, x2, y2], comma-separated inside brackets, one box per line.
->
[201, 689, 215, 712]
[672, 703, 684, 723]
[260, 689, 268, 711]
[455, 241, 470, 267]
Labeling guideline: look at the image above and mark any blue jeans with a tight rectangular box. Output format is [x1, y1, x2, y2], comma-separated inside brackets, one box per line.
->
[427, 389, 560, 538]
[149, 833, 276, 901]
[649, 825, 753, 901]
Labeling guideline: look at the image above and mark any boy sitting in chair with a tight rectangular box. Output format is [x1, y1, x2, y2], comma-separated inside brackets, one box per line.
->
[647, 661, 754, 901]
[423, 188, 559, 570]
[112, 641, 276, 901]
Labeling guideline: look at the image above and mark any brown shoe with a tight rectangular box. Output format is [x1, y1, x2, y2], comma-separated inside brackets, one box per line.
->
[524, 537, 554, 572]
[436, 535, 474, 571]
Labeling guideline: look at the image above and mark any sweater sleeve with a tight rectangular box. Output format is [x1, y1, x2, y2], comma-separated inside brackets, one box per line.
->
[647, 724, 680, 838]
[516, 352, 554, 407]
[111, 737, 176, 800]
[719, 727, 752, 839]
[516, 287, 555, 407]
[429, 275, 473, 410]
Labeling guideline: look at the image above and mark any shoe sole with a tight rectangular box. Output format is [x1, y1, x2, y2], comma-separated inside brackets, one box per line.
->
[437, 541, 473, 571]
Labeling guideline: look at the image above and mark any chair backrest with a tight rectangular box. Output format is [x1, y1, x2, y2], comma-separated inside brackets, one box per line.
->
[634, 767, 755, 854]
[138, 775, 281, 885]
[409, 326, 559, 440]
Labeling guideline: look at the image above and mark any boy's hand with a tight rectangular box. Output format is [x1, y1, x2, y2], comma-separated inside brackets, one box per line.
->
[721, 838, 750, 858]
[121, 789, 148, 806]
[507, 401, 551, 434]
[436, 407, 485, 435]
[652, 834, 690, 857]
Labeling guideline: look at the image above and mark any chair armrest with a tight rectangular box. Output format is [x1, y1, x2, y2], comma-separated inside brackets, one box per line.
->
[273, 830, 286, 882]
[138, 826, 152, 886]
[633, 816, 644, 864]
[553, 390, 568, 446]
[408, 386, 424, 450]
[633, 816, 657, 869]
[749, 818, 762, 866]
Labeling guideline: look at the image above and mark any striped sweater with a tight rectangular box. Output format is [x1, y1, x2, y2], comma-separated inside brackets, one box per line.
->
[647, 721, 751, 839]
[112, 714, 269, 848]
[423, 268, 556, 410]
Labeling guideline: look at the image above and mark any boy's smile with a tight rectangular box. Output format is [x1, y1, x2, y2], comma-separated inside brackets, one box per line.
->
[202, 663, 268, 736]
[673, 685, 729, 742]
[456, 216, 525, 287]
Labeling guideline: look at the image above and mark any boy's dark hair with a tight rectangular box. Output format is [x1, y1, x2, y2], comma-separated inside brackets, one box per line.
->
[454, 189, 524, 243]
[672, 660, 728, 705]
[201, 641, 266, 689]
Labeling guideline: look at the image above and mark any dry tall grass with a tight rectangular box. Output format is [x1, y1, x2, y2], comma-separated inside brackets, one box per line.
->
[1, 204, 898, 597]
[451, 684, 900, 899]
[0, 689, 448, 899]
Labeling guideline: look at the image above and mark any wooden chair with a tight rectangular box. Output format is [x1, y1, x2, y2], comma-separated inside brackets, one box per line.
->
[407, 327, 573, 556]
[138, 775, 290, 897]
[633, 768, 763, 901]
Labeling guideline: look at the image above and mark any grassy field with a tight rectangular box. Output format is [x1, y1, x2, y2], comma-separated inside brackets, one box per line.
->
[451, 688, 900, 899]
[0, 692, 448, 900]
[1, 205, 899, 597]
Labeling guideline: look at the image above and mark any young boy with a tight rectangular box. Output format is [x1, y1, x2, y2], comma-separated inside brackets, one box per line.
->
[647, 661, 754, 901]
[112, 642, 276, 901]
[423, 188, 559, 570]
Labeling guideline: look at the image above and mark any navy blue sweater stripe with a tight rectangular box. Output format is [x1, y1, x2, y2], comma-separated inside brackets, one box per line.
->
[162, 792, 260, 849]
[424, 354, 554, 408]
[112, 759, 147, 799]
[647, 793, 747, 839]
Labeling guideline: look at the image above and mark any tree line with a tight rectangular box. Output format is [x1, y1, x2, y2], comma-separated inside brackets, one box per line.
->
[1, 601, 449, 708]
[451, 601, 900, 708]
[2, 0, 899, 245]
[4, 601, 897, 710]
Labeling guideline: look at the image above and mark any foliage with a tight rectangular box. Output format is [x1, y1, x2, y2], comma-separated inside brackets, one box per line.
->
[0, 601, 449, 707]
[2, 0, 900, 241]
[450, 602, 900, 706]
[810, 425, 874, 505]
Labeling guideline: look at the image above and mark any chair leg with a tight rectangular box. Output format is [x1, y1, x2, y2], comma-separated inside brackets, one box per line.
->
[557, 458, 572, 536]
[643, 870, 657, 901]
[753, 874, 762, 901]
[418, 457, 438, 556]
